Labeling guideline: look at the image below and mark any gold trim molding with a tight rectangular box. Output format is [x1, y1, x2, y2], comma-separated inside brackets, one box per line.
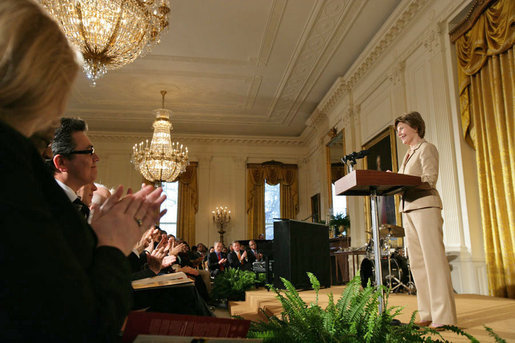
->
[88, 131, 305, 146]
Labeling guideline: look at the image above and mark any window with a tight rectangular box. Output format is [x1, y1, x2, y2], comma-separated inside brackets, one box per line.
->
[332, 183, 347, 217]
[159, 181, 179, 236]
[264, 183, 280, 239]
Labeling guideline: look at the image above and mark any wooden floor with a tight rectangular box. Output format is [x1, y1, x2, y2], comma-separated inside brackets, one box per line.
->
[229, 286, 515, 342]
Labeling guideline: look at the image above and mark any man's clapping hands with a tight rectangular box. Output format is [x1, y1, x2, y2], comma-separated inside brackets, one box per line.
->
[90, 185, 166, 256]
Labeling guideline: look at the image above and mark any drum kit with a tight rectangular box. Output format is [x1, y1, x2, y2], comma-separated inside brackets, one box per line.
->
[360, 224, 416, 294]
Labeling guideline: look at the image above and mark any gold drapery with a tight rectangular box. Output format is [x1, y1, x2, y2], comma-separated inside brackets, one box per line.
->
[177, 162, 198, 245]
[246, 162, 299, 239]
[246, 167, 265, 240]
[279, 165, 299, 219]
[453, 0, 515, 298]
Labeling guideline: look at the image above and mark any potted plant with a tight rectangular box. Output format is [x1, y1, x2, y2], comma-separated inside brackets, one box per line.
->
[211, 268, 264, 302]
[329, 213, 350, 236]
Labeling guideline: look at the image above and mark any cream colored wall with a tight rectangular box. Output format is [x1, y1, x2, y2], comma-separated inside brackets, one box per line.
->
[303, 0, 487, 294]
[88, 133, 307, 247]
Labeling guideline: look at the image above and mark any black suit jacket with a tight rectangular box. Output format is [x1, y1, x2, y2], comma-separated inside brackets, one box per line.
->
[207, 251, 227, 273]
[227, 249, 256, 270]
[0, 120, 132, 342]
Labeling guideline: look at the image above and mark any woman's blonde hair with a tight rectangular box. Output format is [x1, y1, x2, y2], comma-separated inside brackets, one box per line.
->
[0, 0, 78, 124]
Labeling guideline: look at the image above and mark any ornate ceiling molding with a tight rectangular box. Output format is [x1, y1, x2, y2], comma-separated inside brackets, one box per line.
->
[312, 0, 431, 118]
[347, 0, 431, 88]
[317, 77, 350, 117]
[257, 0, 288, 67]
[267, 0, 352, 122]
[88, 131, 305, 146]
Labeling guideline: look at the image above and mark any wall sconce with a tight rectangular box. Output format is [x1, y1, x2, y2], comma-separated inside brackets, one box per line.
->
[212, 206, 231, 245]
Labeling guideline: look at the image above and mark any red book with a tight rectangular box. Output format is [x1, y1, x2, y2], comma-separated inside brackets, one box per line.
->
[122, 311, 251, 343]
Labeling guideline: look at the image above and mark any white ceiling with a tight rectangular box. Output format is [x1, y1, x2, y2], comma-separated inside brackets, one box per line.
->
[67, 0, 401, 138]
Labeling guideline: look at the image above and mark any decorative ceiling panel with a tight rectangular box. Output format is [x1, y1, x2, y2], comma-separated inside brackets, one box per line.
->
[67, 0, 401, 137]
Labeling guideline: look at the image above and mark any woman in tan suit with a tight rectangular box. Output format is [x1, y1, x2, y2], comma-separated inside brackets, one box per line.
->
[395, 111, 457, 329]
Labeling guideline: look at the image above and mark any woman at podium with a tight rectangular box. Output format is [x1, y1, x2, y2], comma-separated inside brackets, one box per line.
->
[395, 112, 457, 330]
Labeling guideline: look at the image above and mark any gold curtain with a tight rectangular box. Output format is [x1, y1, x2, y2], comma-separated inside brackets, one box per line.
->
[279, 165, 299, 219]
[246, 163, 299, 239]
[246, 166, 265, 240]
[453, 0, 515, 298]
[177, 162, 198, 245]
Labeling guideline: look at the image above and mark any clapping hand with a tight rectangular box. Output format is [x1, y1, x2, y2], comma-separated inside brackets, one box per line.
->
[169, 241, 186, 256]
[134, 227, 154, 255]
[90, 185, 166, 256]
[147, 236, 168, 274]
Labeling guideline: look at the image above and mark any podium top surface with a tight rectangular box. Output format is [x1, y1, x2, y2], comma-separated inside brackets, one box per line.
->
[335, 170, 421, 196]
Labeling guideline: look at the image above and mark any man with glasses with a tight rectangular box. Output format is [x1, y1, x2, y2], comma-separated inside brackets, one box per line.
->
[52, 118, 100, 220]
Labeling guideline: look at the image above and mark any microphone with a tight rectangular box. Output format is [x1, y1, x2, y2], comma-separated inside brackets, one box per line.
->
[341, 149, 369, 173]
[341, 149, 369, 164]
[355, 149, 369, 159]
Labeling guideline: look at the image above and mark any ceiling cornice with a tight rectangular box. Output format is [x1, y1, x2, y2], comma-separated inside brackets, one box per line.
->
[313, 0, 431, 118]
[88, 131, 305, 146]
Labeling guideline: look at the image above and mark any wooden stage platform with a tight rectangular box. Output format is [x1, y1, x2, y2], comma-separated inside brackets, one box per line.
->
[230, 286, 515, 342]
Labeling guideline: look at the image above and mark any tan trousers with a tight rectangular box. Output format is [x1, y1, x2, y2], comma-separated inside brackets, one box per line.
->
[403, 207, 457, 325]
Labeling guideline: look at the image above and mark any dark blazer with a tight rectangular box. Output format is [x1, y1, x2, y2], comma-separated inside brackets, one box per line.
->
[207, 251, 227, 273]
[227, 249, 256, 270]
[0, 120, 132, 342]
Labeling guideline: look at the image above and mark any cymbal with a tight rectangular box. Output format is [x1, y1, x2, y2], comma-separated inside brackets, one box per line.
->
[379, 224, 404, 237]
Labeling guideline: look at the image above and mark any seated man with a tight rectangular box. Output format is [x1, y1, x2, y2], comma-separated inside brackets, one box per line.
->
[207, 241, 227, 277]
[227, 240, 255, 271]
[248, 240, 263, 262]
[130, 230, 212, 316]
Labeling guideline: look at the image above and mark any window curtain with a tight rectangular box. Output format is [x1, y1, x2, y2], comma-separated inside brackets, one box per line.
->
[452, 0, 514, 298]
[177, 162, 198, 245]
[246, 166, 265, 240]
[246, 162, 299, 239]
[278, 165, 299, 219]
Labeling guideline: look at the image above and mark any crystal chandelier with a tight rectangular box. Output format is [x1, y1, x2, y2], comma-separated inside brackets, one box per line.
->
[131, 90, 189, 183]
[38, 0, 170, 84]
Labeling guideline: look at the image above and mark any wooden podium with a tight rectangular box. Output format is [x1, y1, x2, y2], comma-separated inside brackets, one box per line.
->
[335, 169, 421, 196]
[334, 170, 421, 311]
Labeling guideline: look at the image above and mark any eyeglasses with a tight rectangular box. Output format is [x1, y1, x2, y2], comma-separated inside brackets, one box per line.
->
[69, 147, 95, 155]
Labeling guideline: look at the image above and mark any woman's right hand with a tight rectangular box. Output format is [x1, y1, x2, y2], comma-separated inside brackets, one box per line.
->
[90, 185, 166, 256]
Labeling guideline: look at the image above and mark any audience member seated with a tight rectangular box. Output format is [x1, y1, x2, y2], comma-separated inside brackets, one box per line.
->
[197, 243, 208, 259]
[208, 241, 228, 277]
[172, 240, 211, 302]
[88, 190, 212, 316]
[91, 183, 111, 206]
[189, 245, 204, 269]
[227, 240, 255, 271]
[248, 240, 263, 262]
[130, 233, 212, 317]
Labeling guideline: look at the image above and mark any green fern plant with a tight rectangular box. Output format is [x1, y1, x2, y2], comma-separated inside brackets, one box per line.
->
[211, 268, 260, 301]
[247, 273, 500, 343]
